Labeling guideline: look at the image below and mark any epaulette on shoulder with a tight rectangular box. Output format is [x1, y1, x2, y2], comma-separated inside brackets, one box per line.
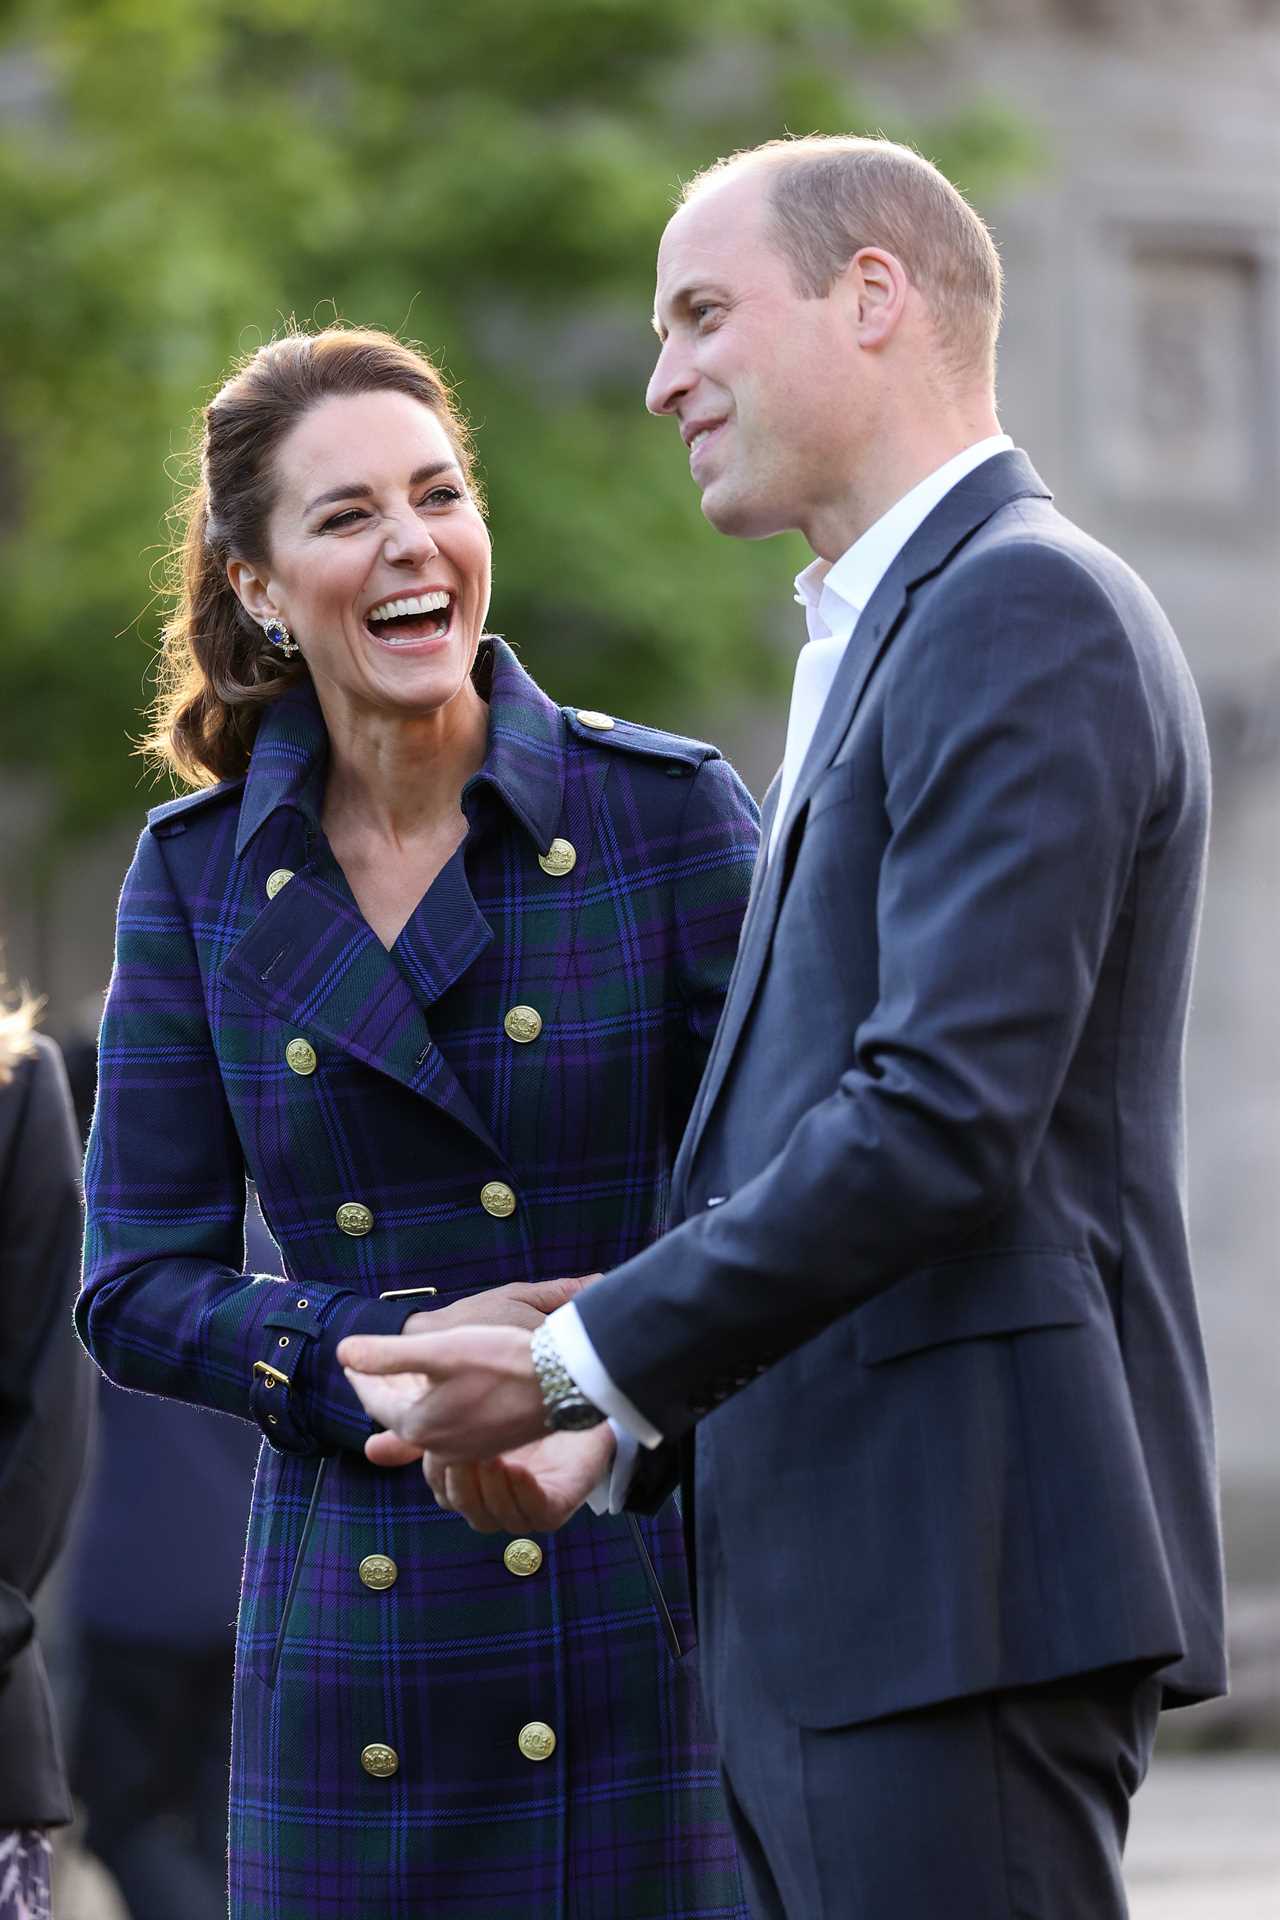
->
[561, 706, 720, 773]
[146, 776, 245, 838]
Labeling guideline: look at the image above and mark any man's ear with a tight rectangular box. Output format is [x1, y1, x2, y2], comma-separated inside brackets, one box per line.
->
[847, 247, 909, 350]
[227, 557, 276, 628]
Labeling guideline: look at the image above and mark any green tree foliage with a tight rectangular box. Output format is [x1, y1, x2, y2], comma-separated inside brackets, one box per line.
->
[0, 0, 1034, 831]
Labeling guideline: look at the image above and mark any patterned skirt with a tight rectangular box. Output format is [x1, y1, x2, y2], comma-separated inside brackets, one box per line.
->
[0, 1832, 52, 1920]
[229, 1449, 746, 1918]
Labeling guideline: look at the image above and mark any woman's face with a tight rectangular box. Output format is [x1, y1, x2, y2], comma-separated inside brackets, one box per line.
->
[233, 388, 492, 723]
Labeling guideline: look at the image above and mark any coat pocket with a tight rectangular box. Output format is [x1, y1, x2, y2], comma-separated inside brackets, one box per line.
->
[854, 1248, 1093, 1365]
[253, 1459, 326, 1689]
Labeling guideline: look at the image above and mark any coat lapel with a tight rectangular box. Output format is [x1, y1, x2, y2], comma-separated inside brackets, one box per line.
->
[220, 639, 573, 1162]
[678, 451, 1052, 1179]
[218, 855, 504, 1157]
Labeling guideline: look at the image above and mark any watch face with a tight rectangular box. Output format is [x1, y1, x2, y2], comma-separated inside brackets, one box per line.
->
[551, 1398, 606, 1432]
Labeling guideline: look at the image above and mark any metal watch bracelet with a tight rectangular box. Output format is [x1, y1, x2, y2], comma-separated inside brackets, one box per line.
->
[530, 1321, 605, 1431]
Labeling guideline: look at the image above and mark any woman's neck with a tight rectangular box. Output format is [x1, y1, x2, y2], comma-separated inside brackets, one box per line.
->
[319, 677, 490, 849]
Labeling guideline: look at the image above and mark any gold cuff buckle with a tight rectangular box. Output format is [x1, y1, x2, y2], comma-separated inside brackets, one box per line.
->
[377, 1286, 439, 1301]
[253, 1360, 291, 1389]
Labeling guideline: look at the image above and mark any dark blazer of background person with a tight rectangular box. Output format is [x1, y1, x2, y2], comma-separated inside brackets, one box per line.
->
[0, 1033, 93, 1827]
[590, 450, 1228, 1728]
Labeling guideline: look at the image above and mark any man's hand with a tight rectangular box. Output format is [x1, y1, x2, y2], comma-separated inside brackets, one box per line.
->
[424, 1426, 617, 1533]
[356, 1276, 601, 1466]
[339, 1324, 550, 1465]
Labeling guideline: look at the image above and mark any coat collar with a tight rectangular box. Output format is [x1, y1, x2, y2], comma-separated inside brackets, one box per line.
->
[234, 637, 566, 860]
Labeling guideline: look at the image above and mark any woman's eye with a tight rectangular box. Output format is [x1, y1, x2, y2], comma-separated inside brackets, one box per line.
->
[421, 486, 462, 508]
[321, 508, 366, 531]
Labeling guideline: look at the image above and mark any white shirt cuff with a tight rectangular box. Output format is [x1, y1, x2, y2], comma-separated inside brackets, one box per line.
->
[546, 1301, 664, 1449]
[584, 1421, 641, 1516]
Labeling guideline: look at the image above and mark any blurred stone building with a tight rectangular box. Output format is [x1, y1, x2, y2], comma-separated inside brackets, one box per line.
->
[3, 0, 1276, 1645]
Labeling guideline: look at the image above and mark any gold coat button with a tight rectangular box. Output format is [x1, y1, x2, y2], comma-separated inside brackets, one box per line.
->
[336, 1202, 374, 1237]
[503, 1538, 543, 1578]
[538, 838, 577, 877]
[265, 867, 294, 899]
[503, 1005, 543, 1045]
[480, 1181, 517, 1219]
[285, 1037, 317, 1076]
[575, 710, 615, 731]
[360, 1743, 399, 1779]
[517, 1721, 557, 1762]
[359, 1554, 398, 1591]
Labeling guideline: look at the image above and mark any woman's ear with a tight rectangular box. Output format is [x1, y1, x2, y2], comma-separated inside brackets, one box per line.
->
[227, 557, 276, 628]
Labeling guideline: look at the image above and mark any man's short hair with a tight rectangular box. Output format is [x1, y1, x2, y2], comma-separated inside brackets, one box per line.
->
[682, 135, 1003, 382]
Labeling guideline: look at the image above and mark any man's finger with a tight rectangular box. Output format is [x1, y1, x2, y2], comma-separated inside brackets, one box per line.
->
[365, 1430, 424, 1468]
[338, 1324, 527, 1380]
[343, 1367, 427, 1434]
[440, 1460, 505, 1532]
[338, 1332, 440, 1376]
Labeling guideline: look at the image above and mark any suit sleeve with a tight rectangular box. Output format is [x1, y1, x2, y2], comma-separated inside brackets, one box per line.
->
[580, 539, 1163, 1440]
[78, 829, 412, 1455]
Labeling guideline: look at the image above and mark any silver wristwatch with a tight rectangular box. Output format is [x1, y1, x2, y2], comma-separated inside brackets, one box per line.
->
[530, 1322, 605, 1432]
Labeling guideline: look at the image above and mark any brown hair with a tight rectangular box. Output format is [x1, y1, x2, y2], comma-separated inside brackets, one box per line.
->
[143, 325, 482, 788]
[682, 135, 1003, 382]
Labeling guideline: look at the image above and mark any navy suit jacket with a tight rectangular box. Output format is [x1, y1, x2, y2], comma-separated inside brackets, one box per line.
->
[580, 451, 1228, 1729]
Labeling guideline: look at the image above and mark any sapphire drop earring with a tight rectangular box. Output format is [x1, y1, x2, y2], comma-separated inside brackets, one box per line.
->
[264, 618, 300, 658]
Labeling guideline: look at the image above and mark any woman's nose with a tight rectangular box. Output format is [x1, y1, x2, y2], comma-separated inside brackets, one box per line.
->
[383, 509, 437, 563]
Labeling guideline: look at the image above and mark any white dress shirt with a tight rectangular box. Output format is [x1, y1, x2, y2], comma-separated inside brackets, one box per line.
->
[566, 434, 1013, 1511]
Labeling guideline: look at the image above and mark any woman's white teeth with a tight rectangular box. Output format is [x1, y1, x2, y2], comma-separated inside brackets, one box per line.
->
[691, 430, 711, 451]
[367, 590, 450, 622]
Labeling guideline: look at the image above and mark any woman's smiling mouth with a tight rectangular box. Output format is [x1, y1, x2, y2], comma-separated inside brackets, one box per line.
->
[364, 589, 454, 648]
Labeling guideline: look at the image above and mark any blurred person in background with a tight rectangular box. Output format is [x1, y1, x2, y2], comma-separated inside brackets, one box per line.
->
[76, 325, 756, 1919]
[61, 1009, 262, 1920]
[0, 973, 93, 1920]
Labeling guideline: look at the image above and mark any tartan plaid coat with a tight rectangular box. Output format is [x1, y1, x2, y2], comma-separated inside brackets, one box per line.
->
[79, 641, 757, 1919]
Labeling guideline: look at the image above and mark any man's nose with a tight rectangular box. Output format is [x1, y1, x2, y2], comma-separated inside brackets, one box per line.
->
[646, 337, 691, 417]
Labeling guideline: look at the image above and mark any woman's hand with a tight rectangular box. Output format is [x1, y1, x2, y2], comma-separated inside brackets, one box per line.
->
[400, 1273, 597, 1340]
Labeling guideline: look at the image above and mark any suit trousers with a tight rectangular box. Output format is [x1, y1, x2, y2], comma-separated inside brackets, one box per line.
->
[701, 1554, 1163, 1920]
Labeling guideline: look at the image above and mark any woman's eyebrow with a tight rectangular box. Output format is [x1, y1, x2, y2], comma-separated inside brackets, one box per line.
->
[304, 460, 460, 516]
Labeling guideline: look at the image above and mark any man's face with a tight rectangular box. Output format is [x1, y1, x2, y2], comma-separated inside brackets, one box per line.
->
[646, 169, 865, 552]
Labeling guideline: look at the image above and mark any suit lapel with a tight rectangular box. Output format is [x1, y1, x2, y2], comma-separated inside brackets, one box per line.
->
[678, 450, 1052, 1179]
[683, 564, 907, 1169]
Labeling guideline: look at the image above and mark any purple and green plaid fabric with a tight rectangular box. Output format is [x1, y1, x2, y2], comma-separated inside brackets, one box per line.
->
[80, 641, 757, 1918]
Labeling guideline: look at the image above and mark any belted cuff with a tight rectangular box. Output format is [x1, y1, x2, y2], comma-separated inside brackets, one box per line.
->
[250, 1288, 425, 1455]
